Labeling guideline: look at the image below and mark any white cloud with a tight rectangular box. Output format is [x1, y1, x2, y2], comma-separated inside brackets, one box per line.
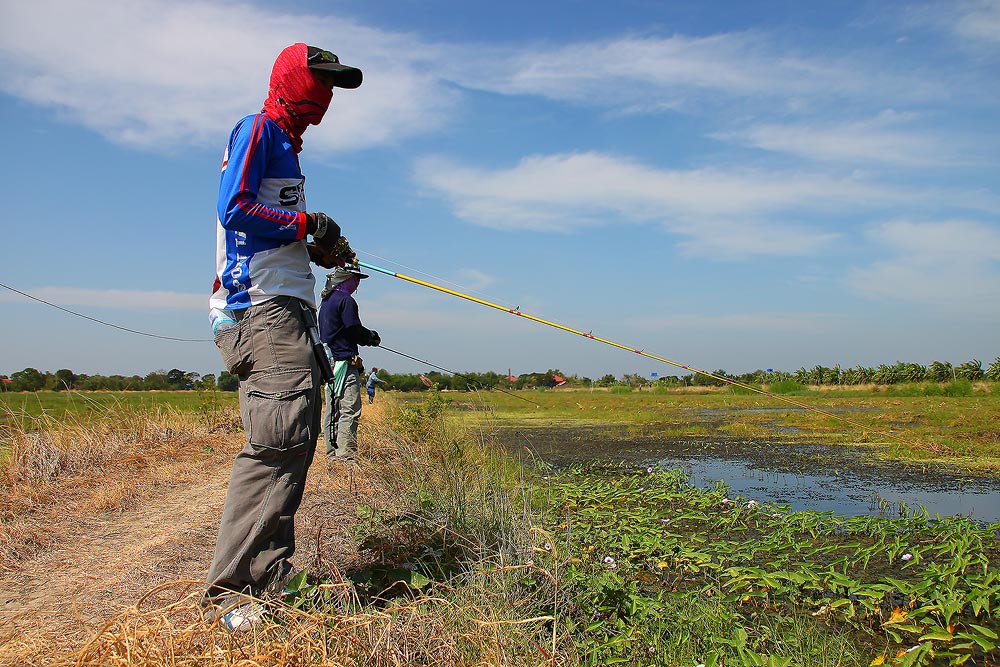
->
[901, 1, 1000, 57]
[868, 218, 1000, 256]
[717, 110, 970, 166]
[0, 1, 967, 157]
[670, 218, 839, 258]
[0, 287, 206, 310]
[361, 291, 536, 342]
[454, 268, 496, 292]
[440, 32, 941, 110]
[0, 0, 456, 152]
[414, 151, 940, 257]
[950, 0, 1000, 45]
[355, 251, 499, 301]
[415, 149, 1000, 258]
[846, 219, 1000, 304]
[627, 312, 839, 334]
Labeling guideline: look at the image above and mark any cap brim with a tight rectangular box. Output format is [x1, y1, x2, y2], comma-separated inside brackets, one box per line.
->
[336, 268, 370, 279]
[309, 63, 363, 89]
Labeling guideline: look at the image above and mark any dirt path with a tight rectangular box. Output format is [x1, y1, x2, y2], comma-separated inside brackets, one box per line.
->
[0, 430, 369, 666]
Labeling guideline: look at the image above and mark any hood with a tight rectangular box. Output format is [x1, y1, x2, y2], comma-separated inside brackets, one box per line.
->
[261, 43, 333, 153]
[320, 265, 368, 300]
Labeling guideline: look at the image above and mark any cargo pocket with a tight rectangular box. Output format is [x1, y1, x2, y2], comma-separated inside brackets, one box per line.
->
[214, 322, 251, 377]
[242, 368, 314, 452]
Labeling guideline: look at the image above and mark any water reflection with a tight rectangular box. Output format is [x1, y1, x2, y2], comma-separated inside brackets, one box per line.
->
[498, 426, 1000, 523]
[662, 454, 1000, 523]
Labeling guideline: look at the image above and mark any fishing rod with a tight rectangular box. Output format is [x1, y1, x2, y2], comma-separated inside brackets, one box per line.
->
[378, 344, 540, 407]
[356, 259, 921, 449]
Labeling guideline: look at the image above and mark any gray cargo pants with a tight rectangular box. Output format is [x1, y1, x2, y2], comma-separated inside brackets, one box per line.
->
[324, 365, 361, 458]
[205, 296, 322, 601]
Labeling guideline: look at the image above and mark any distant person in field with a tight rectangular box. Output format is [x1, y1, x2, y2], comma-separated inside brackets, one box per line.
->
[366, 367, 387, 404]
[319, 265, 381, 461]
[204, 42, 362, 631]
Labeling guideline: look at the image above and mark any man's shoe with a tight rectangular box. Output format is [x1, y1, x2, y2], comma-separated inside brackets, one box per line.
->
[203, 593, 267, 632]
[219, 600, 267, 632]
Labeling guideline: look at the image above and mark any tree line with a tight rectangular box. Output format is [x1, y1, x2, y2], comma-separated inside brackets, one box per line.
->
[2, 358, 998, 393]
[0, 367, 238, 393]
[680, 358, 998, 388]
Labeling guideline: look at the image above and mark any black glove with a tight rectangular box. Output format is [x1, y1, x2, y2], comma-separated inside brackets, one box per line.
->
[366, 330, 381, 347]
[307, 212, 342, 255]
[307, 213, 356, 268]
[307, 243, 339, 269]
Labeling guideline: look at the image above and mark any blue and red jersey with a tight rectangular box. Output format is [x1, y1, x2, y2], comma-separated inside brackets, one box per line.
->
[210, 113, 314, 312]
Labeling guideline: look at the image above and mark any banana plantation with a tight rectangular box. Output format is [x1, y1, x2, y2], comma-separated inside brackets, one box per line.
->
[682, 358, 1000, 388]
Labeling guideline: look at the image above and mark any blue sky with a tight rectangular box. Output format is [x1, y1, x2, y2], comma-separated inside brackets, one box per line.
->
[1, 0, 998, 381]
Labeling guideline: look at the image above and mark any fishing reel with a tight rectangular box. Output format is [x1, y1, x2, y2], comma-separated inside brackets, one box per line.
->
[308, 236, 357, 269]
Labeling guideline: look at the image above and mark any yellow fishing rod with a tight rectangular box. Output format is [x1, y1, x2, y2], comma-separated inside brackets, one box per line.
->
[356, 259, 926, 450]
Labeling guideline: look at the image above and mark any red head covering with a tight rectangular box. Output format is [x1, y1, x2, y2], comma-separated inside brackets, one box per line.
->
[262, 43, 333, 153]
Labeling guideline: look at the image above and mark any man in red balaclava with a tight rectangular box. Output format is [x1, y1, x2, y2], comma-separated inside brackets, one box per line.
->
[205, 43, 365, 631]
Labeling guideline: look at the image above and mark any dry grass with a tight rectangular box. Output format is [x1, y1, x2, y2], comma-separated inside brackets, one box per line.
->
[1, 398, 235, 486]
[1, 400, 239, 572]
[41, 576, 567, 667]
[2, 393, 569, 667]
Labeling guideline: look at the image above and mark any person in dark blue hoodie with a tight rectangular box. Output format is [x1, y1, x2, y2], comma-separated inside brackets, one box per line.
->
[318, 265, 380, 461]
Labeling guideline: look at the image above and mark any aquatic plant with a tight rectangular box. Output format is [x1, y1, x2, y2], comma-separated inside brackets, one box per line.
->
[539, 466, 1000, 665]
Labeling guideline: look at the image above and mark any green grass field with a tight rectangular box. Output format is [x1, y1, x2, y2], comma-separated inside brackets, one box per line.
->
[435, 384, 1000, 470]
[4, 383, 998, 467]
[0, 390, 239, 431]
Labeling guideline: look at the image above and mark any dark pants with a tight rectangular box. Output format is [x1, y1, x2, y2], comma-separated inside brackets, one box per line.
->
[205, 296, 322, 600]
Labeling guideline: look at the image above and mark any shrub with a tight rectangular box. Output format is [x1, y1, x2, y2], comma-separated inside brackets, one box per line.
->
[766, 380, 808, 395]
[943, 378, 974, 397]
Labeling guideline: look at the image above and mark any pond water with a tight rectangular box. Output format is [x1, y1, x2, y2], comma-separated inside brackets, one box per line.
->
[496, 424, 1000, 523]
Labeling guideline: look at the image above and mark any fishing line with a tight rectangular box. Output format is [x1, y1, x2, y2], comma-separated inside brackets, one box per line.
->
[0, 274, 926, 448]
[0, 280, 535, 407]
[378, 344, 540, 407]
[356, 260, 923, 449]
[357, 249, 506, 306]
[0, 282, 212, 342]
